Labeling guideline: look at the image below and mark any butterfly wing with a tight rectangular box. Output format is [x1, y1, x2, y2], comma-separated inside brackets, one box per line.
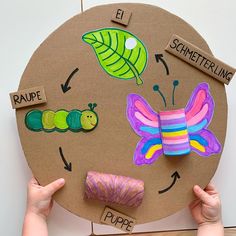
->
[185, 83, 221, 156]
[134, 137, 163, 165]
[127, 94, 163, 165]
[127, 94, 161, 137]
[189, 130, 221, 156]
[185, 83, 214, 133]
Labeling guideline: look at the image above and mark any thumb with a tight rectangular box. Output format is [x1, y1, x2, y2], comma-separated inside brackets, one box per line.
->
[193, 185, 213, 206]
[44, 178, 65, 197]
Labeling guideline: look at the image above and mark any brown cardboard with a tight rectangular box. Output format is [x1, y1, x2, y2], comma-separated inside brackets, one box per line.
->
[15, 3, 228, 224]
[101, 207, 136, 233]
[111, 7, 132, 26]
[165, 34, 236, 85]
[10, 86, 46, 109]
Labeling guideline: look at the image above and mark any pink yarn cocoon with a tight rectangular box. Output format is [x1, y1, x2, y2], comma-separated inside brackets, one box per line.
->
[84, 171, 144, 207]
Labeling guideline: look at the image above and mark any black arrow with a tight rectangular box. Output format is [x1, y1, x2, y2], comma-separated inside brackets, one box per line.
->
[158, 171, 180, 194]
[155, 54, 169, 75]
[61, 68, 79, 93]
[59, 147, 72, 172]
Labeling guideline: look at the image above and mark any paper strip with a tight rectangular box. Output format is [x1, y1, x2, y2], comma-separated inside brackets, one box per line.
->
[101, 207, 136, 234]
[111, 8, 132, 26]
[10, 86, 47, 109]
[165, 34, 235, 85]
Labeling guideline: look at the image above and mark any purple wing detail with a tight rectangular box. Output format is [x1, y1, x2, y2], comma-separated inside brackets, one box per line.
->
[134, 137, 163, 166]
[127, 94, 160, 138]
[127, 94, 163, 165]
[186, 83, 222, 156]
[189, 130, 222, 157]
[185, 83, 214, 133]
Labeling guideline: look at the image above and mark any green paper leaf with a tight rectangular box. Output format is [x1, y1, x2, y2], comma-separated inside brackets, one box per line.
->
[82, 28, 148, 85]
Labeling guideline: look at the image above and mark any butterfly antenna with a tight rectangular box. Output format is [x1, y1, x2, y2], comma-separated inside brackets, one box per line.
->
[153, 84, 167, 107]
[172, 80, 179, 106]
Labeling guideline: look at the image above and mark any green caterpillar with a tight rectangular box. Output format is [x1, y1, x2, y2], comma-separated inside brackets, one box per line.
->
[25, 103, 98, 132]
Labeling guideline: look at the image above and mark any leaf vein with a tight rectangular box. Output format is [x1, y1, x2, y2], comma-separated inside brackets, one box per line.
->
[113, 61, 127, 73]
[119, 67, 132, 77]
[99, 31, 112, 55]
[102, 33, 119, 61]
[133, 47, 142, 66]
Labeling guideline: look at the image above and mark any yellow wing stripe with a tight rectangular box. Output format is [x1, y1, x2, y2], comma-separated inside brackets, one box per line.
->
[162, 130, 188, 137]
[146, 144, 162, 159]
[190, 140, 205, 152]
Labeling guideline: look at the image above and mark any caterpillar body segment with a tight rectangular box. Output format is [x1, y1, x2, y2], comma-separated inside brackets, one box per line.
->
[25, 103, 98, 132]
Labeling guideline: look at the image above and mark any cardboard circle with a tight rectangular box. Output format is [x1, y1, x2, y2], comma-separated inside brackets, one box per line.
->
[16, 3, 227, 224]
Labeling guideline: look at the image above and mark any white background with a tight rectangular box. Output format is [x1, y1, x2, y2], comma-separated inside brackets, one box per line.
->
[0, 0, 236, 235]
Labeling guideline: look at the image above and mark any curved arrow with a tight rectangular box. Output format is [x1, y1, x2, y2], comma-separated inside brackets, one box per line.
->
[155, 54, 169, 75]
[158, 171, 180, 194]
[61, 68, 79, 93]
[59, 147, 72, 172]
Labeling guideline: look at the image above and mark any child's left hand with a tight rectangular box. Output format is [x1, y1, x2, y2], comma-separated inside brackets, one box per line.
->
[26, 177, 65, 219]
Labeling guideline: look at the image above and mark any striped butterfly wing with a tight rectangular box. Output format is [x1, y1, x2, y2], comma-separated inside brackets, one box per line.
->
[127, 94, 163, 165]
[185, 83, 221, 156]
[82, 28, 148, 85]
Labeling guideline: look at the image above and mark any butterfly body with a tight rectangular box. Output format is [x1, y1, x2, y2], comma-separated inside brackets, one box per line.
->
[159, 109, 191, 156]
[127, 83, 221, 166]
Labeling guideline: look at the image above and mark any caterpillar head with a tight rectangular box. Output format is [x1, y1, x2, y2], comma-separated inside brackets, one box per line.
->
[81, 103, 98, 130]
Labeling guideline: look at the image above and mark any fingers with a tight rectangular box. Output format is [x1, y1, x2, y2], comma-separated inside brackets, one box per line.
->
[44, 178, 65, 197]
[193, 185, 214, 206]
[29, 177, 39, 185]
[205, 182, 218, 192]
[206, 182, 216, 190]
[189, 198, 200, 210]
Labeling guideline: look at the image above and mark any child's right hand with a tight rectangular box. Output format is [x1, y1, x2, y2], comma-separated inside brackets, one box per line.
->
[189, 183, 222, 226]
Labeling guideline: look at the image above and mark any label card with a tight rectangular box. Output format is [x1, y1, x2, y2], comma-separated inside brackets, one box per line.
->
[10, 86, 47, 109]
[165, 34, 236, 85]
[100, 207, 136, 234]
[111, 8, 132, 26]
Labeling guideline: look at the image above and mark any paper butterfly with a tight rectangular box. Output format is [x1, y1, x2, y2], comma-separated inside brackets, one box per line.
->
[127, 83, 222, 166]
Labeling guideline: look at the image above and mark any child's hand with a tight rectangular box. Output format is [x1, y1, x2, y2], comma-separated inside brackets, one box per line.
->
[189, 183, 222, 226]
[23, 177, 65, 236]
[26, 177, 65, 219]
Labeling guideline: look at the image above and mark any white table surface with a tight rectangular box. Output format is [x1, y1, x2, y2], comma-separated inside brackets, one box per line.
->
[1, 0, 235, 235]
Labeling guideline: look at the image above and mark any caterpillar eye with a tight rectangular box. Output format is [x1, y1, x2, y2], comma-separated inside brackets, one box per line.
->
[90, 116, 92, 118]
[87, 116, 89, 118]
